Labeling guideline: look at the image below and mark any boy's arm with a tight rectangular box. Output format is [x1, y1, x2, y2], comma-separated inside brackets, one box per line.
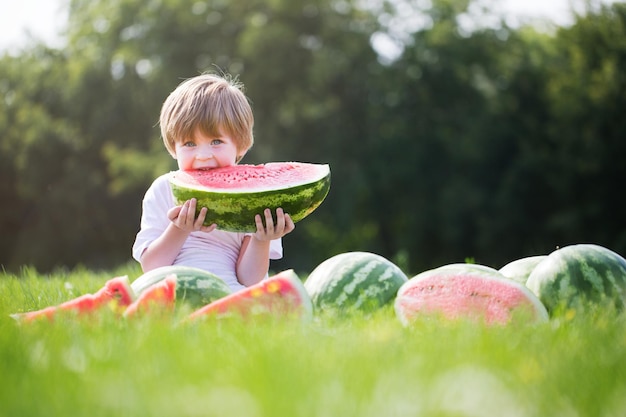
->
[139, 223, 192, 271]
[140, 199, 216, 271]
[236, 208, 295, 286]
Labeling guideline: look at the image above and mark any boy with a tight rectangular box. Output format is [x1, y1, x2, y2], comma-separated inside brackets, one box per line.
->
[132, 73, 295, 292]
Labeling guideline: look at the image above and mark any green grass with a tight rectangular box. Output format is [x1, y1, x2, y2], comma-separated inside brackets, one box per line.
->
[2, 265, 626, 417]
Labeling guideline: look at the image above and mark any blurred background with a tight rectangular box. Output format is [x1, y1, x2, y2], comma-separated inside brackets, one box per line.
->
[1, 0, 625, 276]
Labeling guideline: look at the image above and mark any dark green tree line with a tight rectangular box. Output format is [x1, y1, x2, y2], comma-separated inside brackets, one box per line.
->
[1, 0, 625, 276]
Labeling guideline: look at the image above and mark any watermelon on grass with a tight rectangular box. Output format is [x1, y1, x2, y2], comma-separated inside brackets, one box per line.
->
[11, 276, 135, 323]
[395, 264, 549, 326]
[124, 274, 177, 318]
[169, 162, 330, 232]
[131, 266, 231, 308]
[185, 270, 312, 322]
[304, 252, 408, 313]
[526, 244, 626, 313]
[499, 255, 548, 285]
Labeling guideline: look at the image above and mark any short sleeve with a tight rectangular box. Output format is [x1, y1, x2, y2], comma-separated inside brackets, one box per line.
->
[132, 175, 175, 262]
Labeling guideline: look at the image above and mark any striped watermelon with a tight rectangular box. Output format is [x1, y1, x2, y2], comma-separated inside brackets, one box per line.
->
[169, 162, 330, 232]
[131, 266, 231, 308]
[11, 276, 135, 323]
[185, 270, 312, 321]
[304, 252, 408, 313]
[526, 244, 626, 314]
[395, 264, 549, 325]
[499, 255, 548, 285]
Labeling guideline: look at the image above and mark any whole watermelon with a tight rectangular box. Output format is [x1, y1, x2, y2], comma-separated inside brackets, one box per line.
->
[526, 244, 626, 313]
[304, 252, 408, 313]
[131, 266, 232, 308]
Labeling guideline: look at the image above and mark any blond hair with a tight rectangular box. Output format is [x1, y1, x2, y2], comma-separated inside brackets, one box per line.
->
[159, 73, 254, 159]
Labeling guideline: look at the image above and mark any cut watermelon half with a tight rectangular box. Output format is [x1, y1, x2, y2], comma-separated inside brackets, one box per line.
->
[395, 264, 549, 326]
[185, 270, 312, 322]
[124, 274, 177, 318]
[11, 275, 135, 323]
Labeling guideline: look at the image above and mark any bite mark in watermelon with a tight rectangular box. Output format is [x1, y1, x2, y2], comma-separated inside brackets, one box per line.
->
[11, 276, 135, 323]
[185, 270, 312, 322]
[395, 264, 549, 325]
[124, 274, 177, 318]
[169, 162, 330, 232]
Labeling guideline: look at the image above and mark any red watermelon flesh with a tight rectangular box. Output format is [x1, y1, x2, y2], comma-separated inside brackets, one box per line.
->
[395, 264, 548, 325]
[12, 275, 135, 323]
[185, 270, 312, 322]
[96, 275, 135, 307]
[172, 162, 328, 191]
[124, 274, 177, 318]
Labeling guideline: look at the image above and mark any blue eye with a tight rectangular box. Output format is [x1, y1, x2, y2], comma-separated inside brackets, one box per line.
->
[211, 139, 223, 145]
[183, 141, 196, 147]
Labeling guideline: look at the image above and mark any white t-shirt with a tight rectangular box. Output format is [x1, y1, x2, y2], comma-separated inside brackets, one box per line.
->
[132, 173, 283, 292]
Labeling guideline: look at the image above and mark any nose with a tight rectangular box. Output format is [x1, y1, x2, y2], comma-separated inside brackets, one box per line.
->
[195, 145, 213, 160]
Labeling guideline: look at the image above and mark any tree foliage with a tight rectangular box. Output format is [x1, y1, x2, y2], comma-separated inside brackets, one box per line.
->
[1, 0, 625, 275]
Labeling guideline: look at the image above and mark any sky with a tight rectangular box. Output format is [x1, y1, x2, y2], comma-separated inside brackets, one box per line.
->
[0, 0, 621, 53]
[0, 0, 67, 52]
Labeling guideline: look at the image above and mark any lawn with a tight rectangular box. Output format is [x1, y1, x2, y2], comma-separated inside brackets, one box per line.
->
[1, 265, 625, 417]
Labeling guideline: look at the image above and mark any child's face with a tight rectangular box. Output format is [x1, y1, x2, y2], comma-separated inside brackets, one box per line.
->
[173, 129, 243, 171]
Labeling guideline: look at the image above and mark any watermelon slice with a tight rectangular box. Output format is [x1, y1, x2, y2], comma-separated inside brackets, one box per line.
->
[131, 265, 231, 308]
[185, 270, 312, 322]
[124, 274, 177, 318]
[11, 276, 135, 323]
[169, 162, 330, 232]
[395, 264, 549, 326]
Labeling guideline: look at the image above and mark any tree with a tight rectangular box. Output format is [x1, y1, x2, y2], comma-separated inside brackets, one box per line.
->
[1, 0, 625, 275]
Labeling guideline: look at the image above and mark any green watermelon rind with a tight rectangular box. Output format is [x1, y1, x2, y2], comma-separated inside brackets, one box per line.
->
[304, 251, 408, 313]
[526, 244, 626, 313]
[131, 266, 232, 308]
[169, 164, 331, 233]
[395, 263, 549, 325]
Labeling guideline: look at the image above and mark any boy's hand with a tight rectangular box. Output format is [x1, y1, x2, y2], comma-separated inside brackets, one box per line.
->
[253, 208, 295, 241]
[168, 198, 217, 234]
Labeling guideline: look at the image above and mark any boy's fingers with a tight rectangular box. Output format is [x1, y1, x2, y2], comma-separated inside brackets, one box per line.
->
[275, 208, 286, 232]
[255, 214, 265, 233]
[186, 199, 197, 221]
[264, 208, 275, 232]
[285, 213, 295, 232]
[194, 207, 208, 228]
[167, 206, 182, 221]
